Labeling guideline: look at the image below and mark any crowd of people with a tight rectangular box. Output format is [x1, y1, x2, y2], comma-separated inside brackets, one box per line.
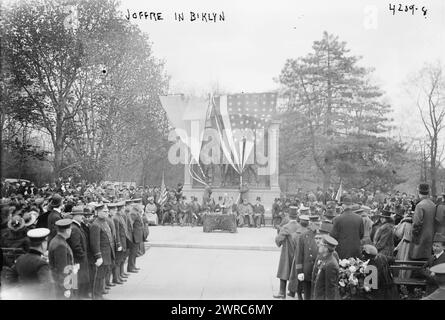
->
[2, 178, 445, 300]
[273, 183, 445, 300]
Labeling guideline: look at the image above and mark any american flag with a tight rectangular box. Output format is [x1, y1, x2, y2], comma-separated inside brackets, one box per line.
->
[158, 172, 168, 206]
[213, 92, 277, 130]
[211, 92, 277, 169]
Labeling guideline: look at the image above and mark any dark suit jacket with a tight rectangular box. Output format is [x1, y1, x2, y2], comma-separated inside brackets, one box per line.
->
[295, 229, 318, 279]
[89, 219, 115, 265]
[47, 209, 63, 243]
[422, 251, 445, 295]
[48, 234, 74, 288]
[66, 221, 90, 284]
[331, 210, 364, 259]
[112, 214, 127, 251]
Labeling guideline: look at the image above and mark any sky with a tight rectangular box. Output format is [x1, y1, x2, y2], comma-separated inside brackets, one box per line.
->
[119, 0, 445, 142]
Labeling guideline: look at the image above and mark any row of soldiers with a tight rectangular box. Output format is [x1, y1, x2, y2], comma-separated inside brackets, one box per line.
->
[1, 194, 149, 300]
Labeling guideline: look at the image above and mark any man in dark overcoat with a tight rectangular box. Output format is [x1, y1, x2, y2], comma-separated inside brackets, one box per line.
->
[89, 204, 115, 300]
[47, 194, 64, 243]
[111, 202, 127, 284]
[48, 219, 74, 299]
[330, 195, 364, 259]
[313, 235, 340, 300]
[273, 207, 300, 299]
[409, 183, 438, 260]
[66, 206, 90, 299]
[128, 203, 143, 272]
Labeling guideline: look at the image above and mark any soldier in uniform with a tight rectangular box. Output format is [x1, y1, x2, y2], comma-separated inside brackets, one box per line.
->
[8, 228, 54, 299]
[48, 219, 74, 299]
[89, 204, 115, 300]
[111, 202, 127, 285]
[128, 203, 143, 273]
[422, 263, 445, 300]
[295, 215, 321, 300]
[66, 206, 90, 299]
[104, 203, 117, 290]
[312, 235, 340, 300]
[273, 207, 300, 299]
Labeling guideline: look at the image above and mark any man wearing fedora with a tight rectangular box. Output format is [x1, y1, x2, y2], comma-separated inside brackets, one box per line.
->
[330, 194, 364, 259]
[420, 233, 445, 295]
[273, 206, 300, 299]
[252, 196, 265, 228]
[373, 209, 395, 258]
[409, 183, 437, 261]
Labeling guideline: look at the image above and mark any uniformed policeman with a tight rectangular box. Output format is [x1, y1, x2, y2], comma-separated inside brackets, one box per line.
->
[110, 202, 125, 285]
[313, 235, 340, 300]
[295, 215, 321, 300]
[422, 263, 445, 300]
[8, 228, 54, 299]
[48, 219, 74, 299]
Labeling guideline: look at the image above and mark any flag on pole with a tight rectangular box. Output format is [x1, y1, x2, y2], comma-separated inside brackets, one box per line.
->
[158, 172, 168, 206]
[335, 181, 343, 202]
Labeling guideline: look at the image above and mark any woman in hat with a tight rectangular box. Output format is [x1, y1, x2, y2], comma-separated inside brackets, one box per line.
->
[1, 215, 31, 259]
[373, 210, 395, 258]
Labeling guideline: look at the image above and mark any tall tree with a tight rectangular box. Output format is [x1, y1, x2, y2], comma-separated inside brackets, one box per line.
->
[278, 31, 406, 192]
[408, 61, 445, 196]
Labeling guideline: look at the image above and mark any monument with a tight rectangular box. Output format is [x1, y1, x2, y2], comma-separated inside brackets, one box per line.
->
[160, 92, 281, 213]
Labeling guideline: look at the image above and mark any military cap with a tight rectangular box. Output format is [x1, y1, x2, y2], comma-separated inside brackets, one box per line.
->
[322, 235, 338, 247]
[433, 233, 445, 243]
[299, 214, 310, 222]
[132, 198, 142, 204]
[71, 206, 84, 215]
[55, 218, 73, 229]
[299, 206, 310, 213]
[309, 215, 320, 222]
[362, 244, 378, 256]
[430, 263, 445, 275]
[27, 228, 50, 243]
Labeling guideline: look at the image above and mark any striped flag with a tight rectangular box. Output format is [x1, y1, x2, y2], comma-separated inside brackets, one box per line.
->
[158, 172, 168, 206]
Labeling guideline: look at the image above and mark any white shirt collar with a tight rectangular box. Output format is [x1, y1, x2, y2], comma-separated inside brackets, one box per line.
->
[435, 251, 444, 259]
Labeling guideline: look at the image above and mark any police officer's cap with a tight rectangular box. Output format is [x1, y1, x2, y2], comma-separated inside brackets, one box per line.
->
[55, 219, 72, 229]
[309, 215, 320, 222]
[27, 228, 50, 243]
[71, 205, 84, 215]
[322, 235, 338, 247]
[319, 221, 333, 234]
[299, 214, 310, 221]
[132, 198, 142, 203]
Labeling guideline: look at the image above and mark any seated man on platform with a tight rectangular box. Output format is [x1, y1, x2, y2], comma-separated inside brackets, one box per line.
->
[189, 196, 202, 226]
[144, 196, 158, 226]
[162, 198, 178, 225]
[237, 198, 253, 227]
[178, 196, 190, 226]
[222, 194, 233, 215]
[252, 196, 265, 227]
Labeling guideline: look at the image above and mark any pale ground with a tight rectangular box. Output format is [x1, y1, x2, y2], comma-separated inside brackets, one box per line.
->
[107, 226, 287, 300]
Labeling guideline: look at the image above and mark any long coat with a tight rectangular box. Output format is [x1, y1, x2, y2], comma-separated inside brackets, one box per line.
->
[89, 218, 115, 266]
[48, 234, 74, 296]
[130, 211, 144, 244]
[409, 198, 436, 260]
[288, 225, 308, 292]
[112, 213, 127, 251]
[295, 229, 319, 280]
[312, 253, 340, 300]
[373, 222, 395, 257]
[275, 220, 300, 280]
[330, 210, 364, 259]
[66, 221, 90, 286]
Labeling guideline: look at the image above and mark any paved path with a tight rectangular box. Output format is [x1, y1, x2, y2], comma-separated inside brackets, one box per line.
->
[107, 226, 286, 300]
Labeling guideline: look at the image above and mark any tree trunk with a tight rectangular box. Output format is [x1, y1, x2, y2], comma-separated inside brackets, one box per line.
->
[53, 143, 63, 182]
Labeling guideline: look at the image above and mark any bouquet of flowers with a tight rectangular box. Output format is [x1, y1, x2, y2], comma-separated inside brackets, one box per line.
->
[338, 257, 370, 299]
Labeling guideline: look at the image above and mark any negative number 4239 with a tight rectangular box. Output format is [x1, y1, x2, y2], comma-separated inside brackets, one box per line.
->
[389, 4, 427, 17]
